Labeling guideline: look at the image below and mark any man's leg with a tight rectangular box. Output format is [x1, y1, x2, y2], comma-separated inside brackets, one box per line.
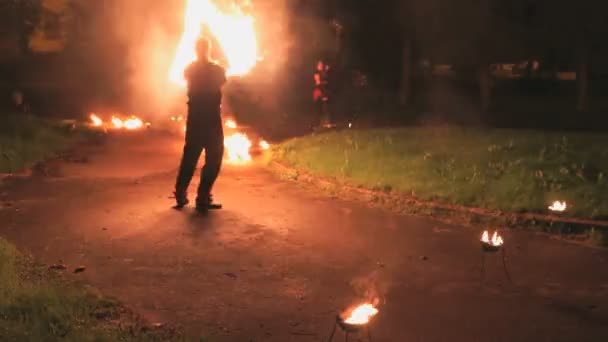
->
[174, 141, 203, 207]
[196, 134, 224, 211]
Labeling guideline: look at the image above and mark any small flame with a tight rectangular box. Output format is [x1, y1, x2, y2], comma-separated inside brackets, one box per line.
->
[259, 140, 270, 150]
[343, 303, 379, 325]
[111, 116, 124, 129]
[90, 114, 103, 127]
[110, 115, 145, 130]
[225, 119, 237, 129]
[481, 230, 504, 247]
[549, 201, 567, 212]
[124, 117, 144, 130]
[224, 132, 252, 163]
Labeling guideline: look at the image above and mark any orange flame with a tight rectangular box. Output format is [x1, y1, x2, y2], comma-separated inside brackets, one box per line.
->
[481, 230, 504, 247]
[111, 116, 124, 129]
[169, 0, 258, 86]
[259, 140, 270, 150]
[110, 115, 145, 130]
[224, 132, 252, 163]
[225, 119, 237, 129]
[90, 114, 103, 127]
[123, 117, 144, 130]
[343, 303, 379, 325]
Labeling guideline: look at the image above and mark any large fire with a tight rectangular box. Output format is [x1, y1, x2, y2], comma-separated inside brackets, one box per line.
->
[169, 0, 258, 85]
[343, 303, 379, 325]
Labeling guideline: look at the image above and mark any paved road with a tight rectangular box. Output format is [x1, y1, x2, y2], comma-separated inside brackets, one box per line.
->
[1, 132, 608, 342]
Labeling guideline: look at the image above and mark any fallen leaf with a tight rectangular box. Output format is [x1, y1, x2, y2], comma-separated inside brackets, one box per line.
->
[224, 272, 238, 279]
[49, 264, 67, 271]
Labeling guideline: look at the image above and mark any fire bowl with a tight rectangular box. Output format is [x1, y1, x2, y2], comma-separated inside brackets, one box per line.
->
[481, 242, 502, 253]
[336, 315, 365, 333]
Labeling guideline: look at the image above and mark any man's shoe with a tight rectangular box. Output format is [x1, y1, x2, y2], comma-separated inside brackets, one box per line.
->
[173, 191, 189, 209]
[196, 194, 222, 213]
[207, 194, 222, 210]
[195, 197, 209, 214]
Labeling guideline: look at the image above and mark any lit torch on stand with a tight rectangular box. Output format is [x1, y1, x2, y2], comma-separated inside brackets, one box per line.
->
[479, 230, 512, 286]
[328, 301, 379, 342]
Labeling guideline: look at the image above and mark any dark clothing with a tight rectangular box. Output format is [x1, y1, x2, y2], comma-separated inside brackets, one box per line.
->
[175, 60, 227, 202]
[175, 121, 224, 201]
[185, 60, 226, 124]
[313, 63, 332, 126]
[313, 66, 330, 103]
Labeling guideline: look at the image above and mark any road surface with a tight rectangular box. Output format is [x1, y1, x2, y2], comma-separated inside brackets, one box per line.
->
[1, 131, 607, 342]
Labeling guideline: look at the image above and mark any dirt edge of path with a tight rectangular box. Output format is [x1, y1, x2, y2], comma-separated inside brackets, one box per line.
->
[270, 161, 608, 246]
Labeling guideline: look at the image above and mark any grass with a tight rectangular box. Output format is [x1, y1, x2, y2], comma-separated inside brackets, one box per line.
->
[274, 126, 608, 220]
[0, 114, 90, 174]
[0, 238, 199, 341]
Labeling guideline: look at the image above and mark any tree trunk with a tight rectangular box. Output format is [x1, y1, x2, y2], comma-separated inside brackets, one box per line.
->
[577, 53, 589, 113]
[479, 64, 491, 113]
[400, 40, 412, 106]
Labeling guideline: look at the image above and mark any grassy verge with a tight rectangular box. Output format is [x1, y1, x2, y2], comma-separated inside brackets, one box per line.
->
[0, 114, 92, 174]
[0, 238, 195, 341]
[274, 127, 608, 220]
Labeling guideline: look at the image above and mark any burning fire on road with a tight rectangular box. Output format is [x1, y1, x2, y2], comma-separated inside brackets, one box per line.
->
[90, 114, 103, 127]
[89, 113, 148, 131]
[225, 119, 237, 129]
[259, 140, 270, 151]
[224, 132, 252, 163]
[222, 118, 270, 164]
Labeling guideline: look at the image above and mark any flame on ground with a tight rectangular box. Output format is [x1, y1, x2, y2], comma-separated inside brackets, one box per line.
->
[90, 114, 103, 127]
[549, 201, 567, 212]
[224, 132, 252, 163]
[343, 303, 379, 325]
[110, 115, 145, 130]
[124, 117, 144, 130]
[259, 140, 270, 150]
[111, 116, 124, 129]
[169, 0, 259, 86]
[481, 230, 504, 247]
[225, 119, 237, 129]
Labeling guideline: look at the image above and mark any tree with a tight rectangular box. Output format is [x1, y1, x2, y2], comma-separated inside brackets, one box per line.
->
[523, 0, 608, 112]
[27, 0, 75, 53]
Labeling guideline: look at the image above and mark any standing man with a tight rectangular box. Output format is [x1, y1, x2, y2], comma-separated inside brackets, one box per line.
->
[313, 60, 332, 128]
[174, 38, 226, 213]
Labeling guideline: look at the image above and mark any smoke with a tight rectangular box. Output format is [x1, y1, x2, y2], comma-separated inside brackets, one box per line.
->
[103, 0, 184, 117]
[349, 269, 392, 307]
